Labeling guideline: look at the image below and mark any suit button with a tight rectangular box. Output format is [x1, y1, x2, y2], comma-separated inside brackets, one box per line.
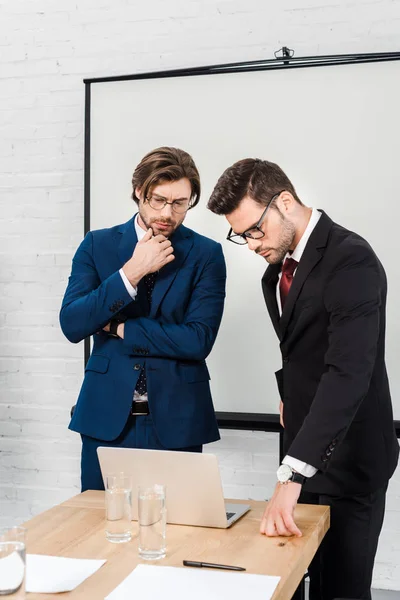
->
[133, 364, 141, 371]
[283, 357, 289, 363]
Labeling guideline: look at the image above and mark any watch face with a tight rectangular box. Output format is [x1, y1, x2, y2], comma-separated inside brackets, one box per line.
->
[277, 464, 292, 483]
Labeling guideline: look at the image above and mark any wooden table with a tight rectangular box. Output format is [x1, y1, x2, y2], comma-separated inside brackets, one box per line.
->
[24, 491, 329, 600]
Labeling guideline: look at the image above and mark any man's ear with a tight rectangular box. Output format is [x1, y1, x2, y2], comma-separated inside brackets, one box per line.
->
[277, 191, 295, 214]
[135, 187, 143, 201]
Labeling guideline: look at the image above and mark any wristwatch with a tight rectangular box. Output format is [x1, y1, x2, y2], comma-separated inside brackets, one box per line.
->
[108, 320, 120, 338]
[277, 464, 306, 486]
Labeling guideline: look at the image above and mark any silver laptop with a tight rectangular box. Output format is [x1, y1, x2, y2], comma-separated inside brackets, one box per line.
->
[97, 447, 250, 528]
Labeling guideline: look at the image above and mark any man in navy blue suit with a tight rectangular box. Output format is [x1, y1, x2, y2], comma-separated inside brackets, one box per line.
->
[60, 147, 226, 491]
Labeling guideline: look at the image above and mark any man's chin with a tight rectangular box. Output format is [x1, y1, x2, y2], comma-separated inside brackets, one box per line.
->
[257, 250, 273, 263]
[268, 256, 284, 265]
[259, 251, 282, 265]
[151, 224, 174, 237]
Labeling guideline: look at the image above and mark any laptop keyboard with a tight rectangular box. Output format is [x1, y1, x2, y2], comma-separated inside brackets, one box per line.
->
[226, 511, 235, 520]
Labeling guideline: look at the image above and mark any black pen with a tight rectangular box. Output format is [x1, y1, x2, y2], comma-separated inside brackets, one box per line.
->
[183, 560, 246, 572]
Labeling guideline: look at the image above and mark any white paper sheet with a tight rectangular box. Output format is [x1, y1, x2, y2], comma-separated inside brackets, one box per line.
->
[26, 554, 106, 593]
[105, 564, 280, 600]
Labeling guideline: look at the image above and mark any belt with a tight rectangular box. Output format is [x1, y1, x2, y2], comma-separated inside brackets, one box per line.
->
[131, 400, 149, 416]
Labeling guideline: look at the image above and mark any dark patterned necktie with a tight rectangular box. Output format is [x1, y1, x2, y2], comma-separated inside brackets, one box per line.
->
[135, 273, 157, 395]
[279, 257, 298, 310]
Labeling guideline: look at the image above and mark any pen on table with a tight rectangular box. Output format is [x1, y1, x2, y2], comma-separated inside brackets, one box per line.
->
[183, 560, 246, 572]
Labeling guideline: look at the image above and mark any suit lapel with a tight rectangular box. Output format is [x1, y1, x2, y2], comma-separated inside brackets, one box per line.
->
[117, 217, 138, 266]
[279, 211, 333, 338]
[262, 263, 282, 340]
[279, 246, 323, 336]
[150, 225, 194, 317]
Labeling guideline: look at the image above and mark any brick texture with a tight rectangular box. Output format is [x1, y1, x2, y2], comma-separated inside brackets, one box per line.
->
[1, 0, 399, 591]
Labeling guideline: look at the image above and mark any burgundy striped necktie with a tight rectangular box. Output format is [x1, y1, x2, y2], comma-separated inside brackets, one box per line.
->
[279, 257, 298, 310]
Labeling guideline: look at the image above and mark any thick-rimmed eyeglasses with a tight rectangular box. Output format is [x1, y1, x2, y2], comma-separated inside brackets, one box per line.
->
[146, 195, 191, 214]
[226, 192, 283, 245]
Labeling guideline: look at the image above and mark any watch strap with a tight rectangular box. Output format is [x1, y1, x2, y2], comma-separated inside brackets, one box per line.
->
[109, 320, 119, 338]
[290, 471, 307, 485]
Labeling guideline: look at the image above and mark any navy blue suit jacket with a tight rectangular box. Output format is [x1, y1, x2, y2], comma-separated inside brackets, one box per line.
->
[60, 216, 226, 448]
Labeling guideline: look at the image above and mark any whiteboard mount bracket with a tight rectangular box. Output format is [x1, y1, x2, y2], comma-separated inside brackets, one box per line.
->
[274, 46, 295, 63]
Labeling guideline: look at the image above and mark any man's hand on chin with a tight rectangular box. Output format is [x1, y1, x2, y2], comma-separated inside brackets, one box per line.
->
[260, 481, 302, 537]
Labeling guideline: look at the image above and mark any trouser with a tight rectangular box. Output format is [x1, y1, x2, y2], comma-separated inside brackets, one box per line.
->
[297, 484, 387, 600]
[80, 413, 202, 492]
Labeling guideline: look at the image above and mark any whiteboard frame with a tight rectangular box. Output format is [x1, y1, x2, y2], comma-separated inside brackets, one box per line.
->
[83, 51, 400, 437]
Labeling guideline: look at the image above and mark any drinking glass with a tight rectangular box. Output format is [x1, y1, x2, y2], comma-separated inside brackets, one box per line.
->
[105, 473, 133, 543]
[138, 484, 166, 559]
[0, 526, 26, 598]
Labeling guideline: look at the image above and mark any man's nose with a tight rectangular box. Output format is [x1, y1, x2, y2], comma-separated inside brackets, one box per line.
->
[160, 202, 174, 218]
[247, 238, 262, 252]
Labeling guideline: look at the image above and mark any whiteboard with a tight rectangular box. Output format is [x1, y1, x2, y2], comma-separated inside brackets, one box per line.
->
[87, 58, 400, 418]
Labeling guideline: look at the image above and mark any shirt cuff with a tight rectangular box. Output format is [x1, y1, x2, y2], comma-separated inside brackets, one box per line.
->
[119, 268, 137, 300]
[283, 455, 317, 478]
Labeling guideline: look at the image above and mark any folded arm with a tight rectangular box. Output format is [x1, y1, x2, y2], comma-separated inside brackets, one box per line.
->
[121, 245, 226, 361]
[59, 232, 135, 343]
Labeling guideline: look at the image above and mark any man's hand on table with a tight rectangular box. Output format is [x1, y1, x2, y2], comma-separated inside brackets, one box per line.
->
[260, 481, 302, 537]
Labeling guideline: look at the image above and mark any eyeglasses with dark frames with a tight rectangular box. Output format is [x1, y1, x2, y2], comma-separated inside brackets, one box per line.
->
[146, 194, 191, 214]
[226, 192, 283, 245]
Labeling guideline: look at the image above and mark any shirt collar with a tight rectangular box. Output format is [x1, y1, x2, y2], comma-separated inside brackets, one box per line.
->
[134, 213, 147, 242]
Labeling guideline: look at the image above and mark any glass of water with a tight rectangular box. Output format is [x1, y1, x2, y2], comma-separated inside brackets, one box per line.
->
[0, 526, 26, 598]
[105, 473, 133, 543]
[138, 484, 166, 560]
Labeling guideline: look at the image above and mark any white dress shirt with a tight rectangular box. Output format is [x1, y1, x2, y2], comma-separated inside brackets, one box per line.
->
[118, 214, 147, 298]
[279, 208, 322, 478]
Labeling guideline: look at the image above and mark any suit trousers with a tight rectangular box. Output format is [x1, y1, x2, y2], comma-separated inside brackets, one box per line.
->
[298, 485, 387, 600]
[80, 413, 202, 492]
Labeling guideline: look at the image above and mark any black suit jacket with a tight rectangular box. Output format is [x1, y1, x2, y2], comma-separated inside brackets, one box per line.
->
[262, 211, 399, 495]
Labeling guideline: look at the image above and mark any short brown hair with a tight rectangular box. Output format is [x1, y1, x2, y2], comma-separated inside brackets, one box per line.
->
[207, 158, 301, 215]
[132, 147, 200, 208]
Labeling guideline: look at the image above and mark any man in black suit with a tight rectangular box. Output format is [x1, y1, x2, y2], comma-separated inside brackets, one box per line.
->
[207, 158, 399, 600]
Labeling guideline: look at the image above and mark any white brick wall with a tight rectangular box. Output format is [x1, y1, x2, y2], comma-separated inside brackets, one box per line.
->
[1, 0, 399, 591]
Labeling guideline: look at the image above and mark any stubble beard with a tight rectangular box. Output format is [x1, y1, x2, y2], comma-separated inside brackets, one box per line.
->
[139, 210, 179, 238]
[258, 218, 296, 264]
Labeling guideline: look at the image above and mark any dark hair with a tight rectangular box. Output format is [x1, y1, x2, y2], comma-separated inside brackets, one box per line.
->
[131, 147, 200, 208]
[207, 158, 302, 214]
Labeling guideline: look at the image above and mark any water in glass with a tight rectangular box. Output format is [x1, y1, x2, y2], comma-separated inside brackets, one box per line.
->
[0, 528, 26, 599]
[138, 484, 166, 560]
[105, 478, 132, 543]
